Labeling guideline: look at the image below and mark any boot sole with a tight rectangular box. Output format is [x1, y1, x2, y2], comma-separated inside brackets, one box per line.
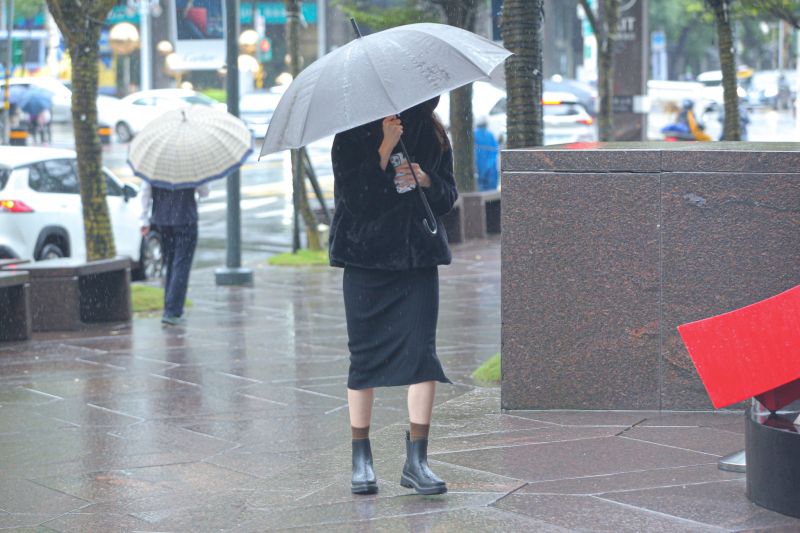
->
[351, 481, 378, 495]
[400, 474, 447, 495]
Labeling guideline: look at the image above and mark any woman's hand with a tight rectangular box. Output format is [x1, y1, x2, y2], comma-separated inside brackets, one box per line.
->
[381, 115, 403, 148]
[378, 116, 403, 169]
[394, 162, 431, 189]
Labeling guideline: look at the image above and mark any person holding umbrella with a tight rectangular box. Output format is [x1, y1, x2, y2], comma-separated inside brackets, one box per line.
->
[330, 97, 457, 496]
[139, 180, 208, 326]
[19, 86, 53, 143]
[257, 21, 511, 496]
[129, 105, 253, 326]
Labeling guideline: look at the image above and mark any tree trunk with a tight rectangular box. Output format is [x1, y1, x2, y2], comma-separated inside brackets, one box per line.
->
[47, 0, 117, 260]
[502, 0, 544, 148]
[449, 84, 475, 192]
[598, 0, 619, 142]
[439, 0, 478, 193]
[710, 0, 740, 141]
[286, 0, 322, 250]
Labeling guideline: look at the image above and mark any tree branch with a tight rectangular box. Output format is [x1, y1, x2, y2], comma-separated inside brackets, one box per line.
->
[45, 0, 80, 43]
[578, 0, 599, 37]
[87, 0, 117, 23]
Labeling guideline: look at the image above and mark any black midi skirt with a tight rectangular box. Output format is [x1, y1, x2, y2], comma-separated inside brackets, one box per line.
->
[343, 265, 451, 390]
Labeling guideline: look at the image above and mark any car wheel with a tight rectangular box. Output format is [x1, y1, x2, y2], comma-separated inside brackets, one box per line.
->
[138, 230, 164, 280]
[39, 242, 65, 260]
[116, 121, 134, 143]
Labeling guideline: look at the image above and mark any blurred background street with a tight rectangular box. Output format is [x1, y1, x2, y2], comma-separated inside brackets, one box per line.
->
[39, 102, 797, 270]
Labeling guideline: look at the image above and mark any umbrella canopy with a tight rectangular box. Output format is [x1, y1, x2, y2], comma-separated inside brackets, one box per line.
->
[259, 23, 511, 157]
[128, 105, 253, 190]
[19, 86, 53, 116]
[7, 85, 28, 106]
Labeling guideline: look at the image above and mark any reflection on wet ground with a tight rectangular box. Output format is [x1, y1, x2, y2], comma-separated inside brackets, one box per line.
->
[1, 238, 797, 531]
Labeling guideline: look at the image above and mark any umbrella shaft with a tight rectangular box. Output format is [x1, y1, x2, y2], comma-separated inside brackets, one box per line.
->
[398, 138, 437, 236]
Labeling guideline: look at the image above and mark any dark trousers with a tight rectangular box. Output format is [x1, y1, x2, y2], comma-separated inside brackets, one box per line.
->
[161, 224, 198, 317]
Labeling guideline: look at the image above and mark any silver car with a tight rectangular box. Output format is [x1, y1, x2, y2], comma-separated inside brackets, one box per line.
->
[239, 90, 284, 139]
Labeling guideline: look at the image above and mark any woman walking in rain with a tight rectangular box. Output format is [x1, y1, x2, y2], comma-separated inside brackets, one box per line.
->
[329, 97, 458, 496]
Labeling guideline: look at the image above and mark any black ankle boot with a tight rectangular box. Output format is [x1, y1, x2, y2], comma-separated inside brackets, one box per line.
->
[400, 431, 447, 495]
[351, 439, 378, 494]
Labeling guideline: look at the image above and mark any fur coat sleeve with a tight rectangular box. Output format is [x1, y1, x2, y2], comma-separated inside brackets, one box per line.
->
[328, 120, 458, 271]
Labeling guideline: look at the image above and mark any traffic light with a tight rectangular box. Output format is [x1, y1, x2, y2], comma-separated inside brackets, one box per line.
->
[257, 38, 272, 62]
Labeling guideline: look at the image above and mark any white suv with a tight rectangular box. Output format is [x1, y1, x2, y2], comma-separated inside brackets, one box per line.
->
[0, 146, 161, 279]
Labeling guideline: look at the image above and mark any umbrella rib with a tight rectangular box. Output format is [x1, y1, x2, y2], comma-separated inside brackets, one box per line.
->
[358, 40, 401, 111]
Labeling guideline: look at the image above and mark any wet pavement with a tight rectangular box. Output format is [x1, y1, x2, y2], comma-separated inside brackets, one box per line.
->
[2, 238, 800, 532]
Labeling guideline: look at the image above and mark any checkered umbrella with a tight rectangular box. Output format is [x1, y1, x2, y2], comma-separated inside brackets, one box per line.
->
[127, 105, 253, 190]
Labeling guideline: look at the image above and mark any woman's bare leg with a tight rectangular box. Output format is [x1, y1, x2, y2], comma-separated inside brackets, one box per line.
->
[348, 387, 375, 428]
[407, 381, 436, 424]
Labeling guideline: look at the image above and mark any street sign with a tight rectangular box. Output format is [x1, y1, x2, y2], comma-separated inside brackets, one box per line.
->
[651, 30, 666, 52]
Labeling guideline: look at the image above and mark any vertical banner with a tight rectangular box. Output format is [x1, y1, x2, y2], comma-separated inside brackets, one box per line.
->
[170, 0, 226, 70]
[602, 0, 649, 141]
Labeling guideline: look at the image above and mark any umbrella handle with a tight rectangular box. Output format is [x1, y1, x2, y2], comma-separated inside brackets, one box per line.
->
[398, 139, 438, 236]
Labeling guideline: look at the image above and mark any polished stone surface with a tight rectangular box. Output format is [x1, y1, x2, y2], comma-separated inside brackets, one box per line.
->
[502, 171, 661, 409]
[503, 142, 800, 410]
[1, 238, 798, 531]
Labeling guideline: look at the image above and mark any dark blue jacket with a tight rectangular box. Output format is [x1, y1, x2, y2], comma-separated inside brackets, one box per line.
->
[151, 187, 199, 226]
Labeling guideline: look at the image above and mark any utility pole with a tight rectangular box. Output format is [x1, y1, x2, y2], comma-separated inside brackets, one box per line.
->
[215, 0, 254, 286]
[3, 0, 13, 144]
[138, 0, 151, 90]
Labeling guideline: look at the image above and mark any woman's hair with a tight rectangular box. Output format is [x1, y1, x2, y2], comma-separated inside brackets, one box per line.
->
[430, 113, 450, 152]
[413, 97, 450, 152]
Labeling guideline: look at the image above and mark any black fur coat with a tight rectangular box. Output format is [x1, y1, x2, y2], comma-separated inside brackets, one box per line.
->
[328, 103, 458, 271]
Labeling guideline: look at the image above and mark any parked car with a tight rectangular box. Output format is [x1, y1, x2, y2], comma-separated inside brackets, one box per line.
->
[0, 147, 162, 280]
[108, 89, 223, 142]
[545, 75, 598, 115]
[436, 81, 597, 146]
[240, 90, 283, 139]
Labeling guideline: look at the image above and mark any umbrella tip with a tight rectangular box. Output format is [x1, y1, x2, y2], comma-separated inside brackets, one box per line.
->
[350, 18, 363, 38]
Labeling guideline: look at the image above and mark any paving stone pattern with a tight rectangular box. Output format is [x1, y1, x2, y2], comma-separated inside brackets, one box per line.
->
[1, 238, 798, 531]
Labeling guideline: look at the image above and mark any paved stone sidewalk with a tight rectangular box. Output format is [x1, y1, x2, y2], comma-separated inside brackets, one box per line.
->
[1, 238, 798, 531]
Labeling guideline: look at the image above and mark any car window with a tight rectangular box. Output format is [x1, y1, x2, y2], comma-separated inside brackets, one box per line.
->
[544, 103, 583, 117]
[0, 168, 9, 190]
[181, 94, 215, 106]
[132, 98, 155, 106]
[29, 159, 80, 194]
[105, 171, 122, 196]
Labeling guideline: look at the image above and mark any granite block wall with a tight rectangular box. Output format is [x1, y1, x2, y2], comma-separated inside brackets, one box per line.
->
[501, 143, 800, 410]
